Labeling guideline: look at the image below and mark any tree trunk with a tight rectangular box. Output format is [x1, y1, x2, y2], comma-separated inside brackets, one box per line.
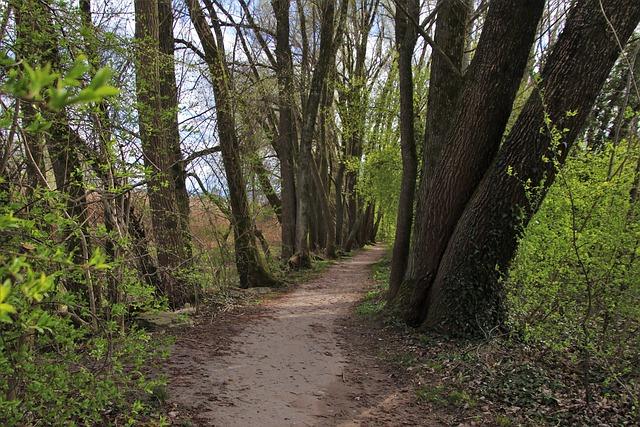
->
[371, 209, 383, 243]
[334, 163, 346, 247]
[404, 0, 545, 326]
[395, 0, 470, 301]
[186, 0, 279, 288]
[388, 0, 419, 300]
[158, 0, 192, 255]
[421, 0, 470, 187]
[251, 155, 283, 224]
[15, 0, 91, 295]
[14, 0, 47, 193]
[295, 0, 345, 268]
[272, 0, 297, 261]
[134, 0, 195, 306]
[421, 0, 640, 336]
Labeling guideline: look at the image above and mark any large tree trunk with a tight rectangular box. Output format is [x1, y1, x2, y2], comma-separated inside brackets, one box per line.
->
[134, 0, 195, 306]
[186, 0, 279, 288]
[272, 0, 297, 261]
[422, 0, 640, 336]
[393, 0, 470, 301]
[404, 0, 545, 326]
[158, 0, 192, 254]
[388, 0, 419, 300]
[420, 0, 470, 188]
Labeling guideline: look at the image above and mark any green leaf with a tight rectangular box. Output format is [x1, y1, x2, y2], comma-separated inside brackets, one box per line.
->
[65, 56, 90, 82]
[93, 85, 120, 98]
[0, 303, 15, 323]
[88, 67, 113, 90]
[0, 280, 11, 303]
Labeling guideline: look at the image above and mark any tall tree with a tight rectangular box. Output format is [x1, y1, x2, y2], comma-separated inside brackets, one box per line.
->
[134, 0, 194, 306]
[15, 0, 92, 296]
[186, 0, 279, 288]
[419, 0, 640, 335]
[294, 0, 346, 267]
[158, 0, 192, 247]
[403, 0, 545, 325]
[387, 0, 419, 300]
[272, 0, 298, 261]
[391, 0, 471, 301]
[335, 0, 379, 251]
[13, 0, 46, 192]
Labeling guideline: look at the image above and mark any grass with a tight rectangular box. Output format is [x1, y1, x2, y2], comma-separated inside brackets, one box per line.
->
[355, 250, 391, 317]
[415, 385, 477, 409]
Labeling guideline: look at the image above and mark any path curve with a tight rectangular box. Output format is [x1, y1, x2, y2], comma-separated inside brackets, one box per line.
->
[167, 246, 415, 426]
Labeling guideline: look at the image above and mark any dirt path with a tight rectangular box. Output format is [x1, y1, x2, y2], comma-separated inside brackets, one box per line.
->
[166, 246, 428, 426]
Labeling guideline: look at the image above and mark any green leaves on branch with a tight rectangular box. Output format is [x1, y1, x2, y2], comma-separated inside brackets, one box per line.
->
[0, 281, 16, 323]
[2, 53, 120, 110]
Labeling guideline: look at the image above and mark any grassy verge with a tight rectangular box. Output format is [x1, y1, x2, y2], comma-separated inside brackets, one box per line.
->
[351, 247, 638, 426]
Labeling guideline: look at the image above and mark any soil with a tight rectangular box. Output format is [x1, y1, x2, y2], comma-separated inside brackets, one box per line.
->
[165, 245, 437, 426]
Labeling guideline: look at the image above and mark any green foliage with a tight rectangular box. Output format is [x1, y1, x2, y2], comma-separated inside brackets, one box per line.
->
[1, 53, 120, 111]
[415, 385, 476, 408]
[0, 59, 165, 425]
[507, 142, 640, 392]
[355, 253, 390, 317]
[356, 298, 385, 316]
[358, 68, 402, 240]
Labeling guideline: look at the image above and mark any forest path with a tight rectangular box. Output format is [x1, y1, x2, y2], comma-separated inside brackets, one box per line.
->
[166, 245, 426, 426]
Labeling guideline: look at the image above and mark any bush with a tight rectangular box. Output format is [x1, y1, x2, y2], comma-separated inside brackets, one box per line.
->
[0, 56, 166, 425]
[507, 142, 640, 403]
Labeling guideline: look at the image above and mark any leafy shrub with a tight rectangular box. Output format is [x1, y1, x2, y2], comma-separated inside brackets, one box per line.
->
[507, 142, 640, 401]
[0, 57, 166, 425]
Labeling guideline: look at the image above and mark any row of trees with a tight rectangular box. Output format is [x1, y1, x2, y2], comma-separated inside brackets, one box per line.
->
[3, 0, 393, 313]
[1, 0, 640, 421]
[2, 1, 398, 415]
[4, 0, 640, 334]
[388, 0, 640, 336]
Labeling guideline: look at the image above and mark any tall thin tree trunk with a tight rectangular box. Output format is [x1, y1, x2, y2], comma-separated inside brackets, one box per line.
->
[158, 0, 192, 255]
[186, 0, 279, 288]
[134, 0, 195, 306]
[16, 0, 92, 297]
[295, 0, 345, 267]
[251, 156, 283, 224]
[272, 0, 297, 261]
[388, 0, 419, 300]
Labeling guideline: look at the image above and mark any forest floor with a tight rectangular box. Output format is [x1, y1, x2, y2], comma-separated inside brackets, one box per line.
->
[158, 245, 635, 427]
[162, 245, 438, 426]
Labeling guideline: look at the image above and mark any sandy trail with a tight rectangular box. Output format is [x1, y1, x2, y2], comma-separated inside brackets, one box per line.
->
[169, 247, 433, 427]
[167, 246, 423, 426]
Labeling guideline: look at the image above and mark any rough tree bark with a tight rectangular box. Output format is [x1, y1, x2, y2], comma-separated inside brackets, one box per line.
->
[388, 0, 419, 300]
[186, 0, 279, 288]
[404, 0, 545, 325]
[134, 0, 195, 307]
[392, 0, 470, 301]
[158, 0, 192, 251]
[421, 0, 640, 335]
[272, 0, 298, 261]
